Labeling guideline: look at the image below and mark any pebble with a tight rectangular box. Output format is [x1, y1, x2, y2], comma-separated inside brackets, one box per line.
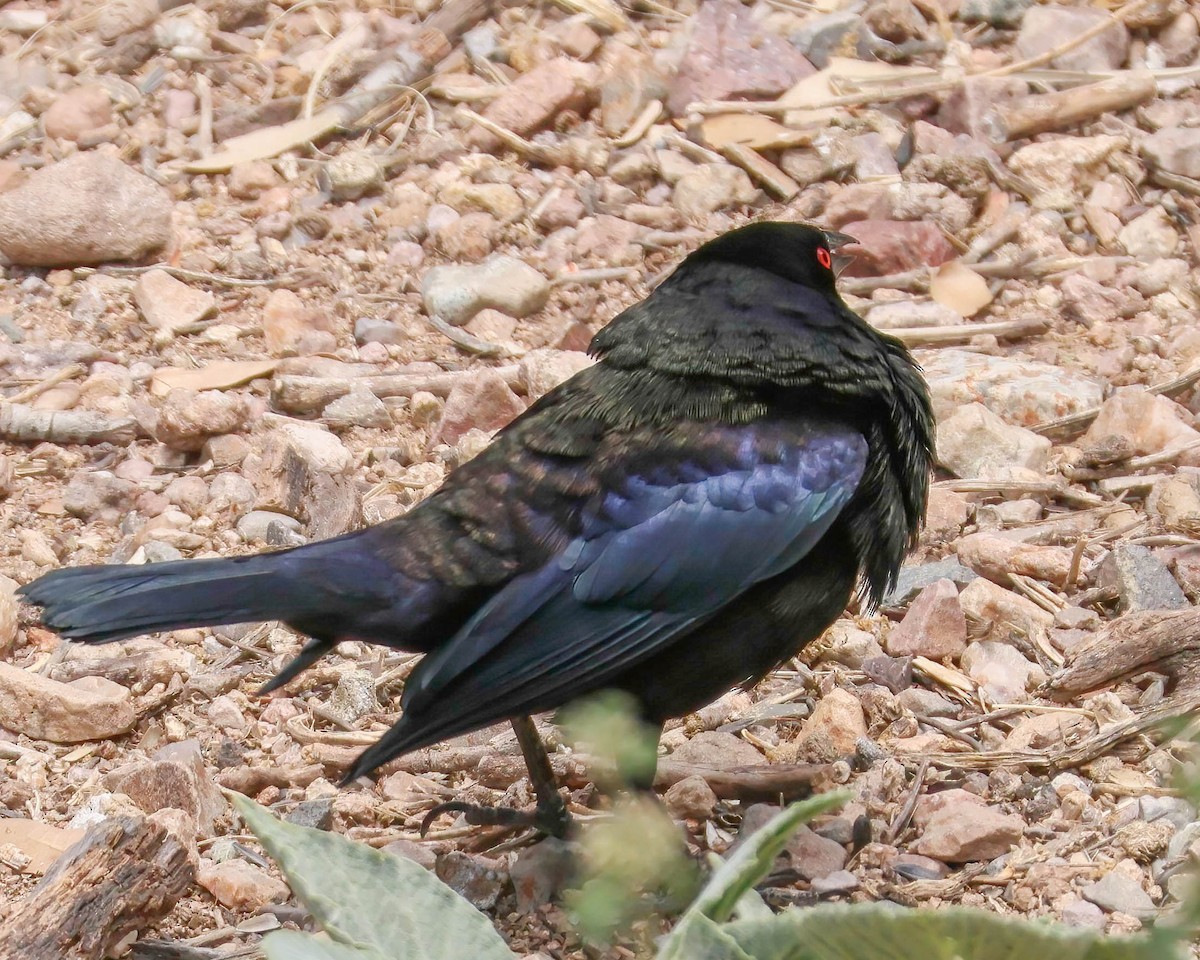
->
[510, 839, 575, 911]
[1082, 390, 1200, 461]
[672, 163, 758, 222]
[434, 211, 497, 261]
[936, 403, 1050, 481]
[811, 620, 884, 668]
[1141, 126, 1200, 180]
[1118, 207, 1178, 260]
[519, 349, 593, 400]
[961, 641, 1040, 702]
[422, 256, 551, 326]
[788, 688, 866, 762]
[323, 388, 392, 430]
[237, 510, 303, 544]
[286, 798, 334, 831]
[227, 161, 279, 200]
[432, 370, 525, 447]
[664, 775, 719, 821]
[1082, 872, 1157, 920]
[600, 44, 668, 136]
[436, 851, 507, 911]
[1001, 712, 1091, 751]
[382, 837, 437, 871]
[841, 220, 956, 276]
[811, 869, 859, 895]
[1097, 543, 1188, 613]
[197, 859, 290, 911]
[885, 579, 967, 660]
[1061, 898, 1107, 930]
[1016, 4, 1130, 71]
[885, 559, 978, 607]
[922, 350, 1102, 427]
[63, 472, 138, 523]
[470, 58, 597, 151]
[0, 665, 135, 742]
[134, 270, 216, 334]
[958, 0, 1030, 26]
[667, 0, 815, 114]
[328, 670, 379, 726]
[325, 150, 383, 202]
[914, 796, 1024, 863]
[154, 388, 251, 451]
[439, 182, 524, 221]
[956, 533, 1074, 586]
[0, 151, 173, 266]
[43, 85, 114, 142]
[1007, 135, 1125, 210]
[672, 730, 763, 767]
[785, 824, 848, 880]
[262, 289, 335, 357]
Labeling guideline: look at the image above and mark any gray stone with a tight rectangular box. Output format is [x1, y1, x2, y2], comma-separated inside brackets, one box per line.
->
[510, 838, 575, 911]
[791, 12, 863, 68]
[286, 798, 334, 831]
[435, 851, 507, 911]
[422, 256, 550, 326]
[785, 825, 848, 880]
[237, 510, 302, 544]
[328, 669, 379, 725]
[1142, 127, 1200, 180]
[1016, 5, 1129, 71]
[884, 559, 978, 607]
[1098, 543, 1188, 613]
[959, 0, 1031, 27]
[1082, 871, 1157, 919]
[811, 869, 859, 895]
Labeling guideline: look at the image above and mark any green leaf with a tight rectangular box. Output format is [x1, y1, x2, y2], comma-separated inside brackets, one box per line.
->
[691, 791, 851, 925]
[233, 794, 517, 960]
[722, 903, 1177, 960]
[661, 914, 756, 960]
[261, 930, 388, 960]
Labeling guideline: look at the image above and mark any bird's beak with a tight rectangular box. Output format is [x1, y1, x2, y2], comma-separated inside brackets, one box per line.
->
[824, 230, 858, 277]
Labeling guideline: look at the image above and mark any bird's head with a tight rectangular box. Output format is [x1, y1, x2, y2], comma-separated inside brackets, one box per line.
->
[678, 221, 857, 294]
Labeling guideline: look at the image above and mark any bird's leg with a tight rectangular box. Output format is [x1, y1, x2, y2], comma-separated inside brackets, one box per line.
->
[420, 716, 571, 839]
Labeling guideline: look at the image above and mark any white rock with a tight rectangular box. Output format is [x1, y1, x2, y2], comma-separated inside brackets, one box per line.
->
[937, 402, 1050, 480]
[422, 256, 550, 325]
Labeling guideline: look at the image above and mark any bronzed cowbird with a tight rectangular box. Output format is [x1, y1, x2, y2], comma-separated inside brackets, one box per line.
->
[19, 221, 934, 836]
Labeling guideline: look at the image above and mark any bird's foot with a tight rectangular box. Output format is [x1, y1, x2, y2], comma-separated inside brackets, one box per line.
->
[420, 799, 571, 839]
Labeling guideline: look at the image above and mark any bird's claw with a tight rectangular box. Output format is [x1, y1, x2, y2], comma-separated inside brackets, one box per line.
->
[420, 799, 570, 839]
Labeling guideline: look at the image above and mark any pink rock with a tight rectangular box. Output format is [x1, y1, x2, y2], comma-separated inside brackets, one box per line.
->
[197, 858, 289, 910]
[790, 688, 866, 761]
[956, 533, 1075, 587]
[915, 801, 1023, 862]
[840, 220, 957, 276]
[470, 59, 597, 151]
[912, 788, 984, 828]
[961, 640, 1039, 702]
[43, 85, 113, 142]
[785, 824, 848, 880]
[1016, 5, 1129, 71]
[672, 730, 764, 766]
[667, 0, 815, 115]
[885, 579, 967, 660]
[664, 775, 718, 820]
[432, 370, 525, 446]
[1081, 389, 1200, 463]
[936, 77, 1026, 140]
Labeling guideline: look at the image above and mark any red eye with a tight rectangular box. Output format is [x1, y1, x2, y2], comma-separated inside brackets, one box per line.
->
[816, 247, 832, 270]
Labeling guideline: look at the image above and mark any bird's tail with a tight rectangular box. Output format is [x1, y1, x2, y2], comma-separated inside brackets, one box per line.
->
[17, 534, 396, 653]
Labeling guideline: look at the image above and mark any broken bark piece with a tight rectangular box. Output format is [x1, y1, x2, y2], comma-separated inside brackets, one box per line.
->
[0, 403, 138, 445]
[0, 816, 194, 960]
[1049, 609, 1200, 697]
[271, 366, 522, 415]
[992, 72, 1157, 142]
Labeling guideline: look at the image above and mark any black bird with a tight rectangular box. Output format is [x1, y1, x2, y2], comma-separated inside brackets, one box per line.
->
[18, 222, 934, 837]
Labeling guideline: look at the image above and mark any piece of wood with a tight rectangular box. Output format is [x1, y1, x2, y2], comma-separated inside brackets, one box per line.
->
[271, 366, 522, 414]
[0, 403, 138, 445]
[0, 816, 194, 960]
[993, 71, 1157, 141]
[1050, 609, 1200, 697]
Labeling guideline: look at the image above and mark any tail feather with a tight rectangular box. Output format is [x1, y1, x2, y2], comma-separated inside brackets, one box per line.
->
[18, 539, 396, 646]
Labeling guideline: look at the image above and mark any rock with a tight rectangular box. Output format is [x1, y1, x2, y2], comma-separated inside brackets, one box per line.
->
[433, 211, 497, 261]
[510, 838, 575, 911]
[959, 579, 1056, 636]
[956, 533, 1074, 586]
[600, 44, 668, 136]
[1007, 136, 1125, 211]
[328, 670, 378, 725]
[325, 151, 384, 202]
[154, 388, 250, 451]
[790, 12, 863, 68]
[885, 559, 978, 607]
[436, 851, 507, 910]
[923, 488, 971, 544]
[664, 775, 719, 820]
[1002, 712, 1091, 751]
[63, 472, 138, 523]
[110, 740, 226, 834]
[1060, 273, 1128, 327]
[43, 85, 114, 142]
[262, 289, 335, 356]
[470, 58, 597, 151]
[237, 510, 303, 544]
[673, 163, 758, 221]
[1016, 5, 1129, 71]
[892, 852, 950, 880]
[286, 798, 334, 831]
[422, 256, 550, 326]
[668, 0, 815, 115]
[896, 687, 959, 718]
[197, 858, 289, 910]
[840, 221, 956, 277]
[208, 695, 249, 734]
[885, 580, 967, 660]
[0, 664, 135, 742]
[0, 576, 17, 656]
[1082, 872, 1157, 920]
[136, 267, 218, 331]
[1081, 389, 1200, 460]
[323, 388, 391, 430]
[785, 825, 848, 880]
[1142, 127, 1200, 180]
[228, 161, 279, 199]
[790, 688, 866, 762]
[432, 370, 525, 447]
[382, 837, 437, 871]
[1061, 898, 1107, 930]
[937, 403, 1050, 481]
[914, 799, 1024, 863]
[806, 620, 884, 669]
[866, 300, 962, 331]
[1118, 207, 1178, 260]
[242, 422, 357, 537]
[518, 349, 594, 400]
[922, 350, 1103, 427]
[961, 641, 1039, 701]
[669, 734, 762, 776]
[1149, 474, 1200, 532]
[1159, 12, 1199, 66]
[811, 869, 859, 895]
[440, 182, 524, 221]
[0, 151, 172, 266]
[1098, 543, 1188, 613]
